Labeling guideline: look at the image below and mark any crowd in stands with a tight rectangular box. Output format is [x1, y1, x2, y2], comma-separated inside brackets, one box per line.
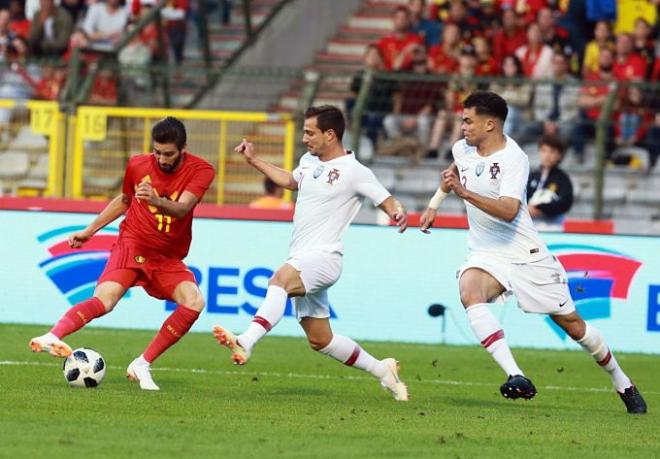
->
[0, 0, 190, 105]
[348, 0, 660, 169]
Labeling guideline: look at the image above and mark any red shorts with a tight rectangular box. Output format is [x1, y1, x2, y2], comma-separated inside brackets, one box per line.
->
[98, 241, 196, 301]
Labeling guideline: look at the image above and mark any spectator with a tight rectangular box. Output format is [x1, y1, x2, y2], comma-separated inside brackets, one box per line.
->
[427, 22, 460, 74]
[28, 0, 73, 57]
[409, 0, 441, 47]
[161, 0, 188, 65]
[382, 46, 442, 162]
[614, 0, 657, 35]
[574, 47, 616, 162]
[613, 32, 647, 80]
[8, 0, 30, 40]
[346, 44, 397, 150]
[0, 8, 28, 60]
[376, 5, 423, 71]
[582, 20, 613, 77]
[60, 0, 86, 23]
[525, 51, 580, 145]
[445, 0, 479, 42]
[527, 133, 574, 231]
[478, 0, 500, 39]
[492, 8, 526, 62]
[632, 17, 655, 78]
[615, 85, 651, 148]
[490, 54, 532, 139]
[473, 36, 499, 76]
[642, 112, 660, 169]
[80, 0, 128, 51]
[515, 22, 554, 78]
[428, 50, 478, 158]
[249, 177, 293, 210]
[537, 7, 572, 57]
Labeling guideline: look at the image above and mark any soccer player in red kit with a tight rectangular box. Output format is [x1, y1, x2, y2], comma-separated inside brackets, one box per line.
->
[29, 117, 215, 391]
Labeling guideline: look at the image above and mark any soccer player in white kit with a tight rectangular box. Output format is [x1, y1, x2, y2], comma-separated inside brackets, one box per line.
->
[213, 105, 409, 401]
[420, 91, 646, 413]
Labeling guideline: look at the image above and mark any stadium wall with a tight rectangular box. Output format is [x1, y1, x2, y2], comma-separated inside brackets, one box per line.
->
[1, 205, 659, 354]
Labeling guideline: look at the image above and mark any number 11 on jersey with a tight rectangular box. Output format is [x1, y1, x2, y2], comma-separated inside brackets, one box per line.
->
[155, 214, 171, 232]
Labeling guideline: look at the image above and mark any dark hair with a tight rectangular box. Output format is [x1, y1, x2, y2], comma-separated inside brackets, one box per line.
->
[152, 116, 187, 150]
[264, 177, 278, 195]
[504, 54, 524, 77]
[462, 91, 508, 122]
[394, 5, 410, 15]
[304, 105, 345, 140]
[538, 133, 565, 156]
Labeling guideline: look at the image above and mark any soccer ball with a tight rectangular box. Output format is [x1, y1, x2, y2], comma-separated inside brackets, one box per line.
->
[62, 348, 106, 388]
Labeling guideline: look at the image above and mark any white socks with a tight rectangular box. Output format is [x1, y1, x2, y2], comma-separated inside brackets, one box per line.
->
[238, 285, 288, 352]
[577, 323, 631, 392]
[466, 303, 524, 377]
[319, 334, 387, 379]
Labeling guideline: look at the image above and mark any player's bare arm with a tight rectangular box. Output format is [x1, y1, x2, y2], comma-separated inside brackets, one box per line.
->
[420, 163, 456, 233]
[135, 182, 198, 219]
[234, 138, 298, 191]
[442, 169, 520, 222]
[378, 196, 408, 233]
[68, 193, 130, 248]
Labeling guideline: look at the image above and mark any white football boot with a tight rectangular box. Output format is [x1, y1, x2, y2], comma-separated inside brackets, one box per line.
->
[212, 325, 251, 365]
[379, 358, 409, 401]
[29, 332, 72, 358]
[127, 357, 160, 391]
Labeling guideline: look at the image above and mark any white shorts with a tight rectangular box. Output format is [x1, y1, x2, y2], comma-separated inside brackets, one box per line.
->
[286, 251, 343, 321]
[458, 253, 576, 316]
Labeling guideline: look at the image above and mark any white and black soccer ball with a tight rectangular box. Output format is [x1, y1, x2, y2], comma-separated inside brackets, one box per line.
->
[62, 348, 106, 388]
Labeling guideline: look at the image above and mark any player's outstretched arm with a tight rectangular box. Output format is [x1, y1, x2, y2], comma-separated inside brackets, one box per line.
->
[378, 197, 408, 233]
[420, 163, 455, 233]
[69, 193, 130, 248]
[234, 138, 298, 191]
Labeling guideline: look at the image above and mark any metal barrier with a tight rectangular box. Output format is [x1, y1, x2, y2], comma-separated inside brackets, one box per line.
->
[70, 106, 295, 204]
[0, 99, 65, 197]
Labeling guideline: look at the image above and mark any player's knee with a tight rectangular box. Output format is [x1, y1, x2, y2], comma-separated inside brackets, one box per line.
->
[268, 273, 287, 289]
[308, 335, 331, 351]
[96, 296, 118, 312]
[183, 291, 205, 312]
[565, 319, 586, 341]
[460, 290, 486, 308]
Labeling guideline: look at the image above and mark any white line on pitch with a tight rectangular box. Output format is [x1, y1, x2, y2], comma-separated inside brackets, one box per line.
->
[2, 360, 658, 395]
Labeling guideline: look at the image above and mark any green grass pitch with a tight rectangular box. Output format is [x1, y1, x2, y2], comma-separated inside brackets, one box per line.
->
[1, 324, 658, 458]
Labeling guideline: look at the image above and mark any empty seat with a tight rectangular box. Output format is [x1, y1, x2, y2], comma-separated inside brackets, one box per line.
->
[0, 151, 29, 180]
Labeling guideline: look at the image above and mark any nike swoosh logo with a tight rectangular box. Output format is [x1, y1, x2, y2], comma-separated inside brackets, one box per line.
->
[460, 167, 469, 172]
[559, 300, 568, 307]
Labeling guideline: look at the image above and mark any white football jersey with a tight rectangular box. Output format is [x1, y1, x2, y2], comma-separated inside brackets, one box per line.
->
[289, 151, 391, 257]
[452, 137, 549, 263]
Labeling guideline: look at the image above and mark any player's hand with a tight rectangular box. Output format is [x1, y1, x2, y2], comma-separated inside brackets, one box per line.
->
[234, 138, 256, 163]
[442, 169, 468, 199]
[68, 230, 92, 249]
[392, 206, 408, 233]
[135, 181, 159, 206]
[420, 207, 437, 234]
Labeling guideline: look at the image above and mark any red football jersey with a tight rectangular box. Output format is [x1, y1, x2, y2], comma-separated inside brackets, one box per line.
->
[119, 151, 215, 259]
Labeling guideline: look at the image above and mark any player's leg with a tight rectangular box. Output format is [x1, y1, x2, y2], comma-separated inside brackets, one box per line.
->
[128, 275, 204, 391]
[551, 312, 647, 413]
[29, 277, 132, 358]
[213, 262, 304, 365]
[460, 268, 525, 376]
[300, 316, 408, 401]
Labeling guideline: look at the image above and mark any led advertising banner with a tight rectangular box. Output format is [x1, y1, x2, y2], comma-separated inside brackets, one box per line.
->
[1, 210, 658, 353]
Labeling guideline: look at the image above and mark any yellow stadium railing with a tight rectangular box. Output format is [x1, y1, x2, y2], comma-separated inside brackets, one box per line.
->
[70, 106, 295, 204]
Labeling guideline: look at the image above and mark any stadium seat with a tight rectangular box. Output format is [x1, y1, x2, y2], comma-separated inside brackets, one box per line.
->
[0, 151, 30, 181]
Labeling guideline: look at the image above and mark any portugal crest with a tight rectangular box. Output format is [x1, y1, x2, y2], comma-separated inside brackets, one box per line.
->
[327, 168, 340, 185]
[489, 162, 501, 180]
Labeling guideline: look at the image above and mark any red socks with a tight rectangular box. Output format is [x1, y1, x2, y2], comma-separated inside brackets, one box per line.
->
[50, 297, 107, 339]
[143, 305, 200, 363]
